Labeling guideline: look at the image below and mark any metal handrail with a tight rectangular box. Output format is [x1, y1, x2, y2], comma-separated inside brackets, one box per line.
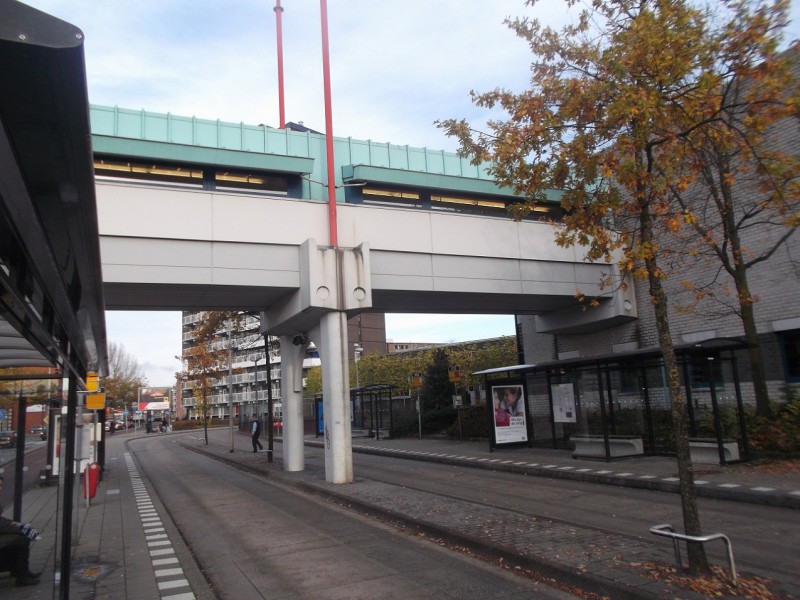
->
[649, 523, 737, 587]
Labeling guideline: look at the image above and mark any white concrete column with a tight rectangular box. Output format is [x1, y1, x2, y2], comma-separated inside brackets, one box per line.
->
[309, 312, 353, 484]
[279, 334, 308, 472]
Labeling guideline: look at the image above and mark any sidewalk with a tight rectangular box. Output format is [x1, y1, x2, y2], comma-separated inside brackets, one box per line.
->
[0, 431, 212, 600]
[2, 430, 797, 599]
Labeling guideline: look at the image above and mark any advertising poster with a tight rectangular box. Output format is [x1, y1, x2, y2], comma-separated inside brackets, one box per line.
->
[138, 387, 171, 411]
[552, 383, 577, 423]
[492, 384, 527, 444]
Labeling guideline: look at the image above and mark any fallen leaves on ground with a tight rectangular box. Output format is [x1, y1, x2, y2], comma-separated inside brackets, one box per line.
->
[728, 458, 800, 476]
[641, 562, 789, 599]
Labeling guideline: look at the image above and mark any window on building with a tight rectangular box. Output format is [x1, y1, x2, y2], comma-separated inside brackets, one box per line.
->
[361, 187, 422, 208]
[94, 158, 204, 187]
[95, 158, 289, 194]
[215, 171, 288, 194]
[619, 365, 641, 394]
[359, 185, 562, 220]
[430, 194, 561, 221]
[429, 194, 508, 216]
[779, 329, 800, 382]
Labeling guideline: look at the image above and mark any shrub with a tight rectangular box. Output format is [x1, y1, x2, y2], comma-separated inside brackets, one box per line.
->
[694, 404, 742, 440]
[421, 406, 458, 435]
[447, 404, 489, 439]
[391, 415, 420, 438]
[746, 389, 800, 455]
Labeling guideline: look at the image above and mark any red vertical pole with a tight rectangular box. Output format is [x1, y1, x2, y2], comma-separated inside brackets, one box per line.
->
[320, 0, 338, 248]
[274, 0, 286, 129]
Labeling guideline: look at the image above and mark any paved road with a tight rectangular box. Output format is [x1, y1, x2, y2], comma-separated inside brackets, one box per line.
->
[0, 441, 47, 508]
[131, 433, 581, 600]
[338, 447, 800, 585]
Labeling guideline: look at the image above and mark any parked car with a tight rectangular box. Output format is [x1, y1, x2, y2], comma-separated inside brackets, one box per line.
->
[30, 425, 44, 435]
[0, 431, 17, 449]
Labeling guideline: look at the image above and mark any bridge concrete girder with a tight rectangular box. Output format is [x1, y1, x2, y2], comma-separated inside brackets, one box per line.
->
[261, 239, 371, 336]
[95, 181, 639, 484]
[97, 181, 635, 327]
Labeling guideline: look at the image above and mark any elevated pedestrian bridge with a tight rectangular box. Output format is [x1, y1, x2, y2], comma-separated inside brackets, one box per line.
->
[97, 180, 635, 335]
[90, 105, 638, 484]
[93, 106, 636, 336]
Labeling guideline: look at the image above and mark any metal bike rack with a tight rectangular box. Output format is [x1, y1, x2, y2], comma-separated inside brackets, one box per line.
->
[650, 524, 737, 587]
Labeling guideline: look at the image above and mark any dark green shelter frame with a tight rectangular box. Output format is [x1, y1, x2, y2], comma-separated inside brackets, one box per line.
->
[476, 338, 750, 464]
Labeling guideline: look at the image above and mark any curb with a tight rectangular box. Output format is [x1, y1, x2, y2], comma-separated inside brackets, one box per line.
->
[330, 441, 800, 510]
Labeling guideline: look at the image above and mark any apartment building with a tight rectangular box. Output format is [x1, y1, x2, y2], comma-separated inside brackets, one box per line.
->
[180, 312, 386, 422]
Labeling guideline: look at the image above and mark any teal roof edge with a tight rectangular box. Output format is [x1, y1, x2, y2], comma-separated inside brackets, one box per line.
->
[88, 105, 562, 203]
[89, 104, 495, 177]
[92, 135, 315, 175]
[343, 164, 519, 198]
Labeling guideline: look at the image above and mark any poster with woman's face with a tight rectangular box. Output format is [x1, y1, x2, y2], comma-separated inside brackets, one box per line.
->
[492, 384, 528, 444]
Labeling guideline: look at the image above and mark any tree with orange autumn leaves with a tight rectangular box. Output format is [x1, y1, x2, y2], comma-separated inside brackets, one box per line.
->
[179, 311, 242, 445]
[439, 0, 798, 576]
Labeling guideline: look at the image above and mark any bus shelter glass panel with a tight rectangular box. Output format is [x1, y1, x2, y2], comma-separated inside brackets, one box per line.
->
[526, 374, 559, 446]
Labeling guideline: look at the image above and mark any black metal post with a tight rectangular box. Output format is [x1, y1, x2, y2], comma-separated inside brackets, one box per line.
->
[13, 388, 25, 521]
[545, 370, 557, 449]
[604, 365, 616, 435]
[263, 333, 274, 463]
[730, 352, 749, 459]
[641, 366, 655, 453]
[708, 357, 726, 465]
[596, 362, 611, 460]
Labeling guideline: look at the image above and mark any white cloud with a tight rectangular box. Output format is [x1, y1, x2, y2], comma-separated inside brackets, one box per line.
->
[385, 314, 516, 344]
[105, 312, 183, 387]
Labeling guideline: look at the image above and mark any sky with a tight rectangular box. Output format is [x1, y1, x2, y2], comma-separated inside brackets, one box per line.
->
[22, 0, 800, 386]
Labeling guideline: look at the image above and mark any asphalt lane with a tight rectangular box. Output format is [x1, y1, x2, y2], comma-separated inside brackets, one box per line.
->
[132, 432, 581, 600]
[0, 441, 47, 505]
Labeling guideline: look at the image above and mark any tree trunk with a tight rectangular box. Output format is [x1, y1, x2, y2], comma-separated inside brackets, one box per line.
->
[203, 405, 209, 446]
[741, 295, 771, 417]
[641, 206, 710, 575]
[718, 169, 773, 419]
[732, 256, 772, 417]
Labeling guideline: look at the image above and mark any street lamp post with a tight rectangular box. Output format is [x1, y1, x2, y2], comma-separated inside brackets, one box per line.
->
[181, 375, 189, 421]
[253, 353, 264, 424]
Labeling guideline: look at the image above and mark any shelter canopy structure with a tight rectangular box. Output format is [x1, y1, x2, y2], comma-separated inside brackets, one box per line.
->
[0, 0, 107, 380]
[475, 338, 751, 463]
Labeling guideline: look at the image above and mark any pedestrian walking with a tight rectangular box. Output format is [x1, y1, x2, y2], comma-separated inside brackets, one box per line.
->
[251, 415, 263, 452]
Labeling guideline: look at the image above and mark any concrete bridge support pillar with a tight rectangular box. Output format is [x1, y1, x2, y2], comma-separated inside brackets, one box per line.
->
[309, 312, 353, 484]
[280, 334, 308, 472]
[263, 240, 371, 483]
